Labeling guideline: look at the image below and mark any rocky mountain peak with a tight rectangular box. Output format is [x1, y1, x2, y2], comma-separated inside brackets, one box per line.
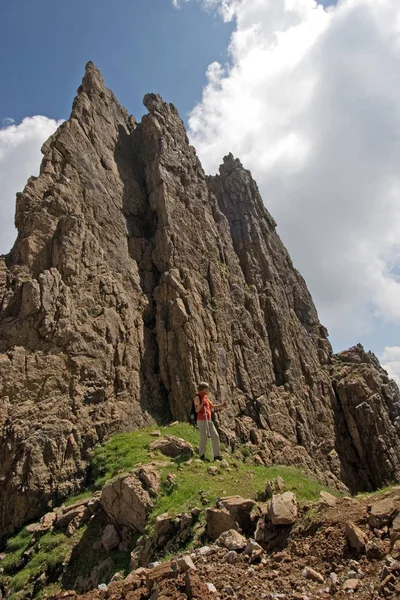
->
[80, 60, 107, 95]
[1, 63, 400, 541]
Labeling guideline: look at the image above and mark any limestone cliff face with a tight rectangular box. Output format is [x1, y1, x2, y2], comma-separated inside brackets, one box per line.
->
[1, 63, 400, 540]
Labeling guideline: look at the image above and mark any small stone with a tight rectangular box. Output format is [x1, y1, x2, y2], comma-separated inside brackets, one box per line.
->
[148, 561, 161, 569]
[207, 583, 217, 593]
[166, 473, 176, 488]
[216, 529, 247, 551]
[347, 570, 357, 578]
[265, 476, 286, 499]
[98, 583, 108, 591]
[208, 466, 218, 476]
[329, 572, 339, 591]
[346, 521, 368, 552]
[224, 586, 235, 596]
[366, 538, 388, 560]
[302, 567, 324, 584]
[244, 539, 263, 555]
[225, 551, 237, 564]
[151, 430, 161, 436]
[176, 555, 196, 573]
[381, 574, 395, 589]
[319, 491, 337, 507]
[343, 578, 359, 591]
[198, 546, 212, 556]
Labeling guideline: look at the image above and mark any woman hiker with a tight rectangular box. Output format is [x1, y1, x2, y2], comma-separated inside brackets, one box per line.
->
[194, 381, 225, 461]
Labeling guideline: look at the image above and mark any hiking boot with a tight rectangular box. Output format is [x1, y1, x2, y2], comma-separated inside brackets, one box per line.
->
[199, 455, 210, 462]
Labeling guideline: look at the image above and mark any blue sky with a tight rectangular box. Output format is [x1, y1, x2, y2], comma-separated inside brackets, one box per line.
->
[0, 0, 233, 125]
[1, 0, 400, 377]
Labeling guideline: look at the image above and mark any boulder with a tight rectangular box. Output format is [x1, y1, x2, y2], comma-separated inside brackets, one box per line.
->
[176, 555, 196, 573]
[219, 496, 256, 534]
[26, 522, 41, 534]
[148, 436, 194, 458]
[391, 513, 400, 546]
[319, 491, 337, 507]
[101, 473, 153, 532]
[216, 529, 247, 551]
[146, 562, 176, 592]
[185, 570, 212, 600]
[153, 513, 172, 546]
[56, 506, 89, 530]
[101, 524, 120, 551]
[136, 465, 161, 497]
[346, 521, 368, 552]
[269, 492, 297, 525]
[369, 498, 397, 529]
[206, 508, 237, 540]
[40, 511, 57, 531]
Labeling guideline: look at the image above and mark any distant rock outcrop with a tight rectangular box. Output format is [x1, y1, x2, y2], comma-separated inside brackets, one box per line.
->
[1, 63, 400, 540]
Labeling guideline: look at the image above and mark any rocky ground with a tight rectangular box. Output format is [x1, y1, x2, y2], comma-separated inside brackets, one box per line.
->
[3, 430, 400, 600]
[48, 485, 400, 600]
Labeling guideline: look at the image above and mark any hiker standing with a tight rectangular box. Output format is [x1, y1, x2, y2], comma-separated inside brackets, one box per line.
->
[194, 382, 225, 461]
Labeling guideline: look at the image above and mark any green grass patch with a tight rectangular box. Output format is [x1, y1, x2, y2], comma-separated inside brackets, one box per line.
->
[1, 528, 86, 600]
[356, 484, 400, 500]
[90, 420, 337, 520]
[90, 422, 199, 488]
[0, 528, 33, 576]
[64, 490, 93, 507]
[149, 461, 334, 524]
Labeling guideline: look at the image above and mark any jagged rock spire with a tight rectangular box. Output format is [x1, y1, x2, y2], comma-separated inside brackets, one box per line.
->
[1, 64, 400, 541]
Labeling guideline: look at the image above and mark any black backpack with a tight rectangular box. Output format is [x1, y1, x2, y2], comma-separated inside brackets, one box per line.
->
[189, 394, 200, 426]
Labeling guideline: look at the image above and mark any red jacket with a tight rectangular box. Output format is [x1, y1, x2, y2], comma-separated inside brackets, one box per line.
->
[196, 392, 212, 421]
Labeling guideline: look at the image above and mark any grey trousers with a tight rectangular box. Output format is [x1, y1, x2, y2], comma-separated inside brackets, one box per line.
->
[197, 419, 220, 457]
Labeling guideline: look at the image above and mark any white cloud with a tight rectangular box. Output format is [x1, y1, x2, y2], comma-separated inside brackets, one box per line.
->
[0, 116, 62, 255]
[172, 0, 189, 8]
[379, 346, 400, 384]
[186, 0, 400, 348]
